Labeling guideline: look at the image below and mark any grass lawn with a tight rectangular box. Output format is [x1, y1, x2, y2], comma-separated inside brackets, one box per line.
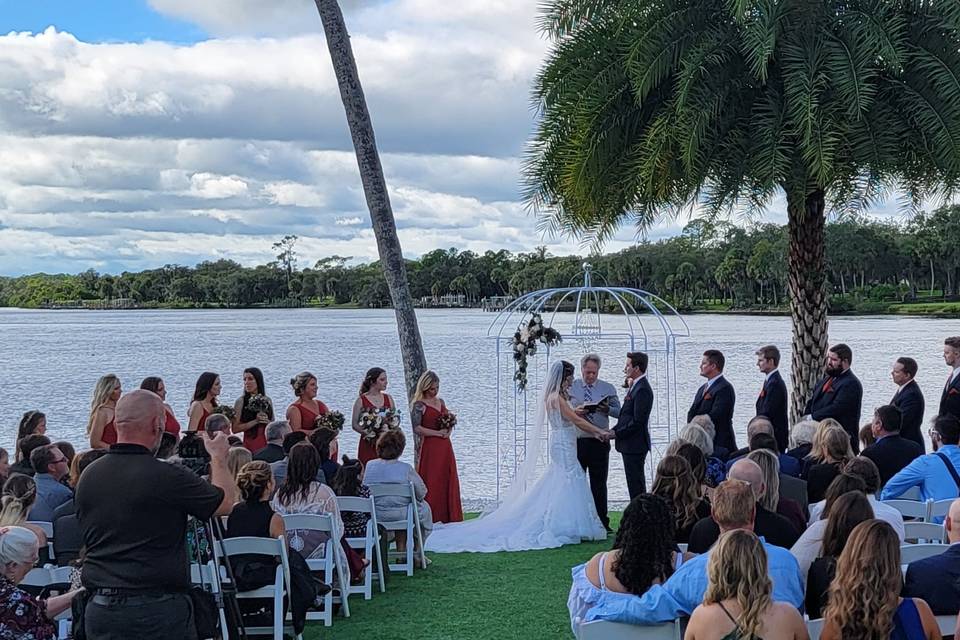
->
[302, 513, 621, 640]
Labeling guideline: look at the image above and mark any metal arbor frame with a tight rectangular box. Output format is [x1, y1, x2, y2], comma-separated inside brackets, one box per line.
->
[487, 264, 690, 501]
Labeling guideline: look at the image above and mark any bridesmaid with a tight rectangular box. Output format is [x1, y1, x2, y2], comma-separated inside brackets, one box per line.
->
[233, 367, 274, 453]
[286, 371, 328, 435]
[412, 371, 463, 523]
[351, 367, 394, 465]
[14, 411, 46, 462]
[140, 376, 181, 437]
[187, 372, 221, 432]
[88, 375, 122, 448]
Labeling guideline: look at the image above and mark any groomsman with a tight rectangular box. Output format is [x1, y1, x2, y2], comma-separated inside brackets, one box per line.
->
[687, 350, 737, 454]
[613, 352, 653, 500]
[804, 343, 863, 452]
[571, 353, 621, 531]
[755, 345, 789, 452]
[891, 357, 925, 448]
[941, 337, 960, 421]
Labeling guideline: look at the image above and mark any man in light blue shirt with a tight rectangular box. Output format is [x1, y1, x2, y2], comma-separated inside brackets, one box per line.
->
[583, 480, 804, 625]
[881, 414, 960, 515]
[28, 444, 73, 522]
[570, 354, 621, 531]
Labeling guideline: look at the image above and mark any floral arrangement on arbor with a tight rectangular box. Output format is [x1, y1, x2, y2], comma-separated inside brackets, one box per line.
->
[512, 312, 562, 392]
[313, 410, 345, 432]
[359, 407, 403, 442]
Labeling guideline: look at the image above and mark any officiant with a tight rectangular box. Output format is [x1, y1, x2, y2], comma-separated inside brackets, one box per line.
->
[571, 353, 621, 533]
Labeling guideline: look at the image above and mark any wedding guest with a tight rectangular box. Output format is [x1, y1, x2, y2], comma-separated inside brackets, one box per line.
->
[680, 423, 726, 487]
[27, 444, 72, 523]
[352, 368, 395, 465]
[270, 431, 308, 489]
[820, 457, 904, 538]
[254, 420, 291, 463]
[613, 351, 653, 499]
[804, 343, 863, 453]
[941, 336, 960, 421]
[755, 345, 790, 452]
[690, 414, 717, 450]
[785, 419, 817, 462]
[232, 367, 274, 453]
[802, 421, 853, 503]
[803, 491, 874, 618]
[87, 374, 122, 448]
[140, 376, 181, 437]
[226, 446, 253, 493]
[903, 498, 960, 615]
[364, 429, 433, 549]
[13, 410, 45, 462]
[53, 441, 75, 467]
[187, 371, 220, 432]
[687, 350, 737, 454]
[307, 429, 341, 485]
[862, 404, 924, 487]
[0, 526, 82, 639]
[821, 520, 939, 640]
[685, 529, 808, 640]
[882, 414, 960, 509]
[568, 494, 679, 633]
[749, 433, 808, 513]
[0, 449, 8, 486]
[10, 435, 50, 477]
[412, 370, 463, 524]
[286, 371, 328, 436]
[726, 417, 801, 477]
[651, 455, 710, 543]
[891, 357, 926, 447]
[0, 475, 47, 546]
[790, 474, 868, 579]
[53, 449, 109, 566]
[673, 442, 709, 496]
[227, 461, 285, 540]
[332, 456, 371, 538]
[747, 449, 805, 534]
[858, 423, 876, 450]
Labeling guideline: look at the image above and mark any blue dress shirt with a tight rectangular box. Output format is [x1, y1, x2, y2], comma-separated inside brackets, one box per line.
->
[28, 473, 74, 523]
[881, 444, 960, 516]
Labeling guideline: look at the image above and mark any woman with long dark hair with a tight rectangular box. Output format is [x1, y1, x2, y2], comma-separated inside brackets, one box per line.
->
[286, 371, 328, 436]
[332, 456, 370, 539]
[351, 367, 394, 465]
[232, 367, 274, 453]
[187, 372, 220, 433]
[13, 411, 45, 462]
[140, 377, 180, 437]
[651, 455, 710, 543]
[87, 375, 121, 448]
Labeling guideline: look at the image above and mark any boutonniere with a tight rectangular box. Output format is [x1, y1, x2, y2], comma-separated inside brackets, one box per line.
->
[950, 388, 960, 396]
[759, 388, 767, 398]
[703, 392, 712, 401]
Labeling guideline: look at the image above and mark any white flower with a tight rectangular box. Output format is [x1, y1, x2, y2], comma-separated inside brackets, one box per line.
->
[520, 327, 531, 343]
[514, 343, 526, 354]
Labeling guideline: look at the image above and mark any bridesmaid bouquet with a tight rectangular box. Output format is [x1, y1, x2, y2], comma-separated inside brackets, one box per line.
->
[246, 394, 271, 416]
[314, 411, 345, 432]
[359, 407, 403, 441]
[435, 412, 457, 432]
[210, 405, 236, 421]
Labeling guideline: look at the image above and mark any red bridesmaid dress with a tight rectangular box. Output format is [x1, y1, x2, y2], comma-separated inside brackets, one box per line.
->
[101, 418, 118, 446]
[189, 405, 211, 432]
[416, 401, 463, 523]
[357, 394, 392, 465]
[164, 409, 181, 437]
[293, 400, 329, 434]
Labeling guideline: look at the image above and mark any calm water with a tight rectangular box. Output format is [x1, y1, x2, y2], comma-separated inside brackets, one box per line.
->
[1, 308, 956, 506]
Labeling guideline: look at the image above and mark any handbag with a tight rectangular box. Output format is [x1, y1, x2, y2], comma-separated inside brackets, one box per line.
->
[71, 588, 90, 640]
[188, 585, 220, 639]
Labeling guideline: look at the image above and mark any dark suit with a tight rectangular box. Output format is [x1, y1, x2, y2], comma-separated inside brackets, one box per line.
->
[862, 434, 924, 487]
[941, 372, 960, 421]
[804, 369, 863, 452]
[688, 376, 737, 454]
[252, 442, 285, 463]
[614, 376, 653, 499]
[903, 544, 960, 615]
[892, 380, 925, 448]
[757, 370, 789, 452]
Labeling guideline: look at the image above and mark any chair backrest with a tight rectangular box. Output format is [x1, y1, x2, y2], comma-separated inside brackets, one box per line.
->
[807, 618, 824, 640]
[899, 486, 923, 501]
[21, 568, 51, 588]
[337, 495, 375, 515]
[899, 543, 950, 565]
[220, 535, 285, 558]
[935, 614, 956, 637]
[883, 499, 932, 521]
[903, 521, 946, 544]
[930, 498, 955, 520]
[280, 513, 334, 533]
[368, 483, 414, 501]
[577, 620, 678, 640]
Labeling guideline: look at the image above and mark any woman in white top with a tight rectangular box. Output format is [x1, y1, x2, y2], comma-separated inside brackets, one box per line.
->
[790, 473, 866, 577]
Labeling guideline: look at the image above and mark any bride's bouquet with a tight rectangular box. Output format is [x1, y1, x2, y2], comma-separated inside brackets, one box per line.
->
[359, 408, 403, 442]
[313, 410, 345, 433]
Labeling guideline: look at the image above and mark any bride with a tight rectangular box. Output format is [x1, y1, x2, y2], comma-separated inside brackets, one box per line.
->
[425, 360, 610, 553]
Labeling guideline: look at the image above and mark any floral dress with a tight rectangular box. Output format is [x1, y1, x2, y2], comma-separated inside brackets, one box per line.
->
[0, 577, 56, 640]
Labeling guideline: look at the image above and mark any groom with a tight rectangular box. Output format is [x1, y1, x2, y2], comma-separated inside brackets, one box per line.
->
[571, 353, 621, 532]
[614, 351, 654, 500]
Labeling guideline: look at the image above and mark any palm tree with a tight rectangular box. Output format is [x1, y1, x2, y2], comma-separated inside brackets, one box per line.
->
[525, 0, 960, 419]
[313, 0, 428, 448]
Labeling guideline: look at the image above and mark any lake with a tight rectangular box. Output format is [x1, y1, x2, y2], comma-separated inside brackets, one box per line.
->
[1, 308, 955, 507]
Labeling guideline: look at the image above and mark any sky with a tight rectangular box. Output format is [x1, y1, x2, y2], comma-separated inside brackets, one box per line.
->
[0, 0, 911, 276]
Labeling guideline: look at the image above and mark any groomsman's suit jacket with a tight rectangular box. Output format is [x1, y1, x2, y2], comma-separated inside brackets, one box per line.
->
[804, 369, 863, 451]
[613, 376, 653, 455]
[688, 375, 737, 453]
[756, 369, 789, 452]
[941, 370, 960, 421]
[891, 379, 925, 448]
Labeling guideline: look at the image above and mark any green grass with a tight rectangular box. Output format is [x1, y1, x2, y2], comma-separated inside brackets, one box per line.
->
[302, 514, 620, 640]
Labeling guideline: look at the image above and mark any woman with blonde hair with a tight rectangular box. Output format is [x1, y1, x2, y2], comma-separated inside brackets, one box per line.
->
[821, 520, 938, 640]
[226, 446, 253, 491]
[87, 374, 121, 448]
[685, 529, 808, 640]
[411, 370, 463, 523]
[0, 475, 47, 546]
[803, 422, 854, 503]
[747, 449, 805, 533]
[651, 455, 709, 543]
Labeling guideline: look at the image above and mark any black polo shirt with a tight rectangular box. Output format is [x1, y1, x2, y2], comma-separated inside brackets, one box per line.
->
[77, 443, 224, 592]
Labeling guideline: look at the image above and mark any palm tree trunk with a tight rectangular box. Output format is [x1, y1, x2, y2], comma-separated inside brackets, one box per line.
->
[787, 188, 829, 424]
[314, 0, 428, 459]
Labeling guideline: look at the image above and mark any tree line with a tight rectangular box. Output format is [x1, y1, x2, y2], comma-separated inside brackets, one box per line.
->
[2, 207, 960, 312]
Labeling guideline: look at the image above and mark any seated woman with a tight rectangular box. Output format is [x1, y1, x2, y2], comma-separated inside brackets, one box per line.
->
[364, 429, 434, 551]
[0, 475, 47, 547]
[673, 442, 711, 498]
[651, 455, 710, 544]
[0, 526, 81, 639]
[821, 520, 939, 640]
[227, 461, 285, 540]
[804, 491, 873, 619]
[802, 421, 853, 504]
[746, 449, 806, 533]
[332, 457, 371, 539]
[790, 473, 866, 577]
[568, 494, 680, 634]
[685, 529, 808, 640]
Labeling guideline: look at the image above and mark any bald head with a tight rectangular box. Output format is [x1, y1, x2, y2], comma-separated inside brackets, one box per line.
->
[115, 389, 164, 449]
[728, 458, 765, 500]
[947, 499, 960, 544]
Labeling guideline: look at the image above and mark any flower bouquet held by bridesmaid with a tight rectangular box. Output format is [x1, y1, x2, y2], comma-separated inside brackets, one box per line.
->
[352, 368, 395, 465]
[232, 367, 274, 453]
[412, 371, 463, 524]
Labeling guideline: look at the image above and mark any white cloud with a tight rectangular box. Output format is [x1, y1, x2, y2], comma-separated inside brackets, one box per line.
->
[189, 173, 249, 199]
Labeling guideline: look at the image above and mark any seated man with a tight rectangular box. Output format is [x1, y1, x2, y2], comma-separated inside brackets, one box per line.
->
[861, 404, 923, 487]
[903, 498, 960, 615]
[27, 444, 72, 522]
[881, 414, 960, 518]
[688, 459, 800, 553]
[581, 480, 803, 625]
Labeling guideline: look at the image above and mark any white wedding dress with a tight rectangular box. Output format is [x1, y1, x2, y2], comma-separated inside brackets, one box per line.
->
[425, 382, 606, 553]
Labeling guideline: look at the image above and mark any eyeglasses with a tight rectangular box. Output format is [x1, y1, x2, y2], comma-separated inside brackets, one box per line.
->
[928, 429, 941, 439]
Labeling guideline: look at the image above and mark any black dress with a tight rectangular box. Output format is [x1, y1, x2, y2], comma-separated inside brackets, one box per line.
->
[227, 501, 275, 538]
[676, 498, 712, 544]
[805, 556, 837, 619]
[803, 461, 842, 504]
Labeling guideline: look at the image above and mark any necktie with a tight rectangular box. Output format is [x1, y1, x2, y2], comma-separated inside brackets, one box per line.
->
[823, 377, 834, 393]
[585, 385, 593, 403]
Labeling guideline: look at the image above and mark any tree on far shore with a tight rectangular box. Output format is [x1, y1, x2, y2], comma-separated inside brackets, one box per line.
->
[525, 0, 960, 420]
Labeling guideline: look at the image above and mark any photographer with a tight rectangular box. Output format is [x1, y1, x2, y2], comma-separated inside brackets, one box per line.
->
[77, 389, 238, 639]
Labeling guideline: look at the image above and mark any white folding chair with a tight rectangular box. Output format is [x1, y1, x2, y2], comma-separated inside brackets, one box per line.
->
[218, 536, 300, 640]
[900, 486, 923, 501]
[21, 567, 51, 589]
[368, 482, 427, 576]
[577, 619, 679, 639]
[280, 513, 350, 625]
[883, 499, 932, 522]
[900, 543, 949, 564]
[337, 495, 386, 598]
[935, 614, 956, 637]
[190, 560, 230, 640]
[677, 543, 688, 554]
[930, 498, 954, 521]
[806, 618, 824, 640]
[902, 521, 946, 544]
[26, 520, 55, 561]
